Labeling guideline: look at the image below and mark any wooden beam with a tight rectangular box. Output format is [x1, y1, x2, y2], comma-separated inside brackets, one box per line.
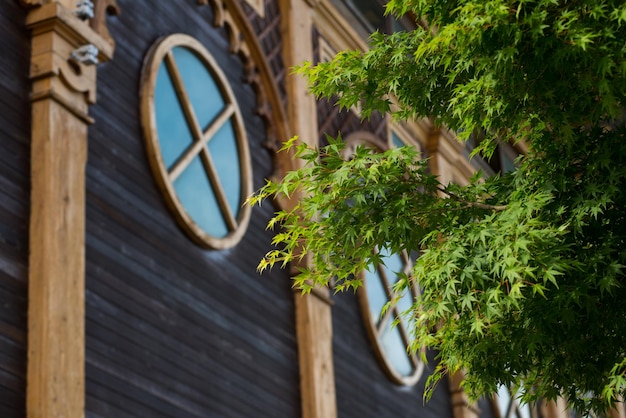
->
[28, 96, 88, 418]
[295, 289, 336, 418]
[279, 1, 337, 417]
[448, 371, 481, 418]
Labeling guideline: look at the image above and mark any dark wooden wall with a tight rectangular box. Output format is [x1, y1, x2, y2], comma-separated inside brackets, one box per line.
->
[85, 1, 300, 416]
[332, 291, 454, 418]
[0, 2, 30, 416]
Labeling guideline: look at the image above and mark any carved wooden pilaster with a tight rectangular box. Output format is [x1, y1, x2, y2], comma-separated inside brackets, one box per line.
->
[278, 0, 337, 417]
[23, 1, 116, 417]
[449, 371, 481, 418]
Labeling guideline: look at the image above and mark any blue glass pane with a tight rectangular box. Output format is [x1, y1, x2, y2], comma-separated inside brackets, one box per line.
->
[496, 385, 512, 417]
[502, 157, 516, 173]
[365, 267, 389, 323]
[207, 120, 241, 218]
[173, 156, 228, 238]
[379, 248, 405, 284]
[396, 290, 415, 330]
[172, 46, 225, 131]
[380, 320, 414, 377]
[155, 62, 194, 169]
[519, 403, 532, 418]
[391, 132, 405, 148]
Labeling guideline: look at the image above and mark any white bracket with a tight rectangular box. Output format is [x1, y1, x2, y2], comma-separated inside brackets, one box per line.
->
[70, 44, 99, 66]
[75, 0, 95, 20]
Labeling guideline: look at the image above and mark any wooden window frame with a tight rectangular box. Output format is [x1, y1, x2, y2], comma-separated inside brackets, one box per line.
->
[491, 385, 538, 418]
[388, 123, 423, 151]
[358, 247, 425, 386]
[140, 33, 253, 250]
[244, 0, 265, 17]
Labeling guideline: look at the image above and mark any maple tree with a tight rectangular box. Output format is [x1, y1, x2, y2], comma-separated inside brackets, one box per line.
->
[250, 0, 626, 413]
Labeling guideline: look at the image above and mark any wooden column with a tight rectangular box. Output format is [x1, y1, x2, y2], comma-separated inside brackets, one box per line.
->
[279, 0, 337, 417]
[449, 371, 481, 418]
[23, 2, 114, 417]
[293, 274, 336, 418]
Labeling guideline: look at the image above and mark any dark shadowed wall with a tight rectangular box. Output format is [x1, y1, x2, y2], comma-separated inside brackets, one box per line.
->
[0, 2, 30, 416]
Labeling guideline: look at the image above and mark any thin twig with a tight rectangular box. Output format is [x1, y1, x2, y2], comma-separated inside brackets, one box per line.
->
[436, 186, 507, 211]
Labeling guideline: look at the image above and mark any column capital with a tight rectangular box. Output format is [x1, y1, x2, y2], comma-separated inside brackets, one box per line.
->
[24, 1, 117, 121]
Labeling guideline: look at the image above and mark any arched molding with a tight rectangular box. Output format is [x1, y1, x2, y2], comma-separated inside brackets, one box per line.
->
[197, 0, 298, 187]
[343, 130, 387, 153]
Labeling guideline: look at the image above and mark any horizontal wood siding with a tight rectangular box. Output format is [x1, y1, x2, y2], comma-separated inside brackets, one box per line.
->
[0, 3, 30, 417]
[332, 290, 454, 418]
[85, 1, 299, 417]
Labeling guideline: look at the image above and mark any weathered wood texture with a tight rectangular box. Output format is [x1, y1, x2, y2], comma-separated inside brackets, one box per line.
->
[332, 290, 454, 418]
[0, 3, 30, 417]
[279, 2, 338, 417]
[85, 1, 299, 417]
[29, 95, 88, 418]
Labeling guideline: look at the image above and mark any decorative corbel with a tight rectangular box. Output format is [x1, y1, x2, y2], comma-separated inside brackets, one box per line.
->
[90, 0, 120, 50]
[25, 1, 114, 120]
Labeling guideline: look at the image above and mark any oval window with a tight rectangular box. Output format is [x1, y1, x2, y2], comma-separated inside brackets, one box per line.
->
[341, 131, 424, 385]
[359, 247, 425, 385]
[141, 34, 252, 249]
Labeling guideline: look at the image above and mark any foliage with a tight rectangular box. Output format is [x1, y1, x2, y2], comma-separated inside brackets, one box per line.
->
[249, 0, 626, 414]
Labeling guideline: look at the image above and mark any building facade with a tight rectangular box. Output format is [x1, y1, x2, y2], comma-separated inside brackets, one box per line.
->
[0, 1, 622, 417]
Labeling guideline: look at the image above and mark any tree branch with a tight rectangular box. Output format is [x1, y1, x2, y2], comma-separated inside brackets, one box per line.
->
[436, 186, 507, 211]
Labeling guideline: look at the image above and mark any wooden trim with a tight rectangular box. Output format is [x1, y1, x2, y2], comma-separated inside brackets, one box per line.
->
[169, 104, 235, 182]
[89, 0, 120, 50]
[28, 98, 88, 418]
[295, 292, 337, 418]
[312, 0, 369, 53]
[342, 130, 387, 155]
[356, 249, 425, 386]
[200, 148, 239, 231]
[26, 2, 114, 61]
[279, 1, 337, 417]
[140, 33, 253, 250]
[448, 371, 481, 418]
[243, 0, 265, 17]
[199, 0, 296, 182]
[388, 121, 426, 151]
[30, 88, 94, 123]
